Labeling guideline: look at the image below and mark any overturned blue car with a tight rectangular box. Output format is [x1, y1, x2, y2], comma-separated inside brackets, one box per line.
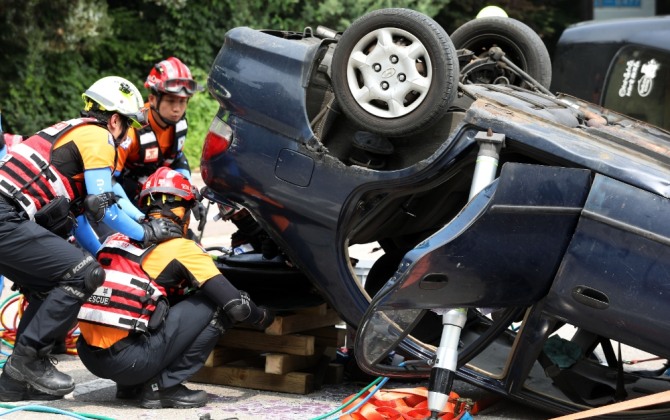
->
[201, 8, 670, 417]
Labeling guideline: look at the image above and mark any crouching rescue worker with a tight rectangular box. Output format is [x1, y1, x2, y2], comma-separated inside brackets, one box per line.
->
[0, 76, 184, 401]
[76, 167, 274, 409]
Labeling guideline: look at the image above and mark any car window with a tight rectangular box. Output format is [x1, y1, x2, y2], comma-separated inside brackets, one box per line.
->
[603, 45, 669, 130]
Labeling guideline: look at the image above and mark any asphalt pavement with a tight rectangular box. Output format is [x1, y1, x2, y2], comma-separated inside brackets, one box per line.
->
[0, 172, 549, 420]
[0, 350, 548, 420]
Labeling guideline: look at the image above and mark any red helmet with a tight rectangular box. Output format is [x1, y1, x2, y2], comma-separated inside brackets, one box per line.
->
[144, 57, 202, 98]
[139, 167, 196, 208]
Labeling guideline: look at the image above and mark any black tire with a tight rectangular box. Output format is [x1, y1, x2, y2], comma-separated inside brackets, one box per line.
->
[451, 17, 552, 89]
[331, 8, 458, 137]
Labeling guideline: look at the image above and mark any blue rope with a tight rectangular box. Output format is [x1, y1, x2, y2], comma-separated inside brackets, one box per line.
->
[341, 376, 390, 416]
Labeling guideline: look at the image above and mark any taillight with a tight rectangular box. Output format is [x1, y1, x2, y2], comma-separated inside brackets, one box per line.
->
[202, 116, 233, 161]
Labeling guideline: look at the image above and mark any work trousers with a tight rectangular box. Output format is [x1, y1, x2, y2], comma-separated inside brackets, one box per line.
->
[0, 195, 90, 351]
[77, 292, 221, 389]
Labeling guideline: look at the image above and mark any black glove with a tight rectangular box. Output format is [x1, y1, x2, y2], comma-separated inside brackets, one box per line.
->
[193, 200, 208, 232]
[83, 192, 117, 223]
[142, 218, 183, 247]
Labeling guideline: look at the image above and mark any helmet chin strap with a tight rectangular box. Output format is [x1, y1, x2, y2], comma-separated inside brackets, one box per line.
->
[114, 124, 130, 145]
[147, 199, 192, 234]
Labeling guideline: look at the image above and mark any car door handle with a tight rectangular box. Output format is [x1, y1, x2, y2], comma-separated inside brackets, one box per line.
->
[572, 285, 609, 310]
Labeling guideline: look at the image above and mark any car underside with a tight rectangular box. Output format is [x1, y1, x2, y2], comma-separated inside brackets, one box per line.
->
[201, 11, 670, 416]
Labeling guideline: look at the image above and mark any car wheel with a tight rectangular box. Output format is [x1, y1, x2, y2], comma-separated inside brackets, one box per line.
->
[451, 17, 552, 89]
[331, 8, 458, 137]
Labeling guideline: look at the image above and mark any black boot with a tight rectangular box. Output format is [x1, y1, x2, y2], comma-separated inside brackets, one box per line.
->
[116, 383, 142, 400]
[0, 370, 63, 402]
[139, 381, 208, 409]
[4, 344, 75, 396]
[51, 338, 68, 355]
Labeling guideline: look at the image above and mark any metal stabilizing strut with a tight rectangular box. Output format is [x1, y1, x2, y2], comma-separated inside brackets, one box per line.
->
[427, 129, 505, 419]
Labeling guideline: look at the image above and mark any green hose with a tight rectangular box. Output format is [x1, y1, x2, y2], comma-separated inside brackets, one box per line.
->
[310, 376, 383, 420]
[0, 292, 20, 309]
[0, 403, 116, 419]
[0, 292, 20, 369]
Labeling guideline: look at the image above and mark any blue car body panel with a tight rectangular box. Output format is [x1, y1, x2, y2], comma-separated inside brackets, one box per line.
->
[202, 21, 670, 415]
[208, 27, 317, 143]
[203, 27, 670, 330]
[546, 174, 670, 357]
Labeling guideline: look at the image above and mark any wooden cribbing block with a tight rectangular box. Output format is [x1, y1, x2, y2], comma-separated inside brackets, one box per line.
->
[324, 363, 344, 385]
[304, 326, 347, 348]
[264, 346, 336, 375]
[264, 352, 323, 375]
[293, 303, 328, 316]
[204, 347, 258, 367]
[265, 308, 342, 336]
[191, 365, 314, 394]
[219, 329, 314, 356]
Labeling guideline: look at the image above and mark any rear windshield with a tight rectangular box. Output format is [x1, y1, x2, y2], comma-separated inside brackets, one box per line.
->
[603, 45, 669, 130]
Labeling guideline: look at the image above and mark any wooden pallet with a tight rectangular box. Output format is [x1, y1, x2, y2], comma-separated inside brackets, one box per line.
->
[191, 304, 346, 394]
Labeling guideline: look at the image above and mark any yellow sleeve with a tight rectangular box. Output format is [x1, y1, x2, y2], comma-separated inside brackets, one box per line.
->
[143, 238, 221, 285]
[70, 125, 116, 171]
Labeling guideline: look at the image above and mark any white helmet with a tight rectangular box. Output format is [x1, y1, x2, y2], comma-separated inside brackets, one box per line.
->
[82, 76, 146, 128]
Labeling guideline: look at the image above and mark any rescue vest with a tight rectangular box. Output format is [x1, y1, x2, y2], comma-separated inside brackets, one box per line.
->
[126, 118, 187, 177]
[0, 118, 93, 219]
[78, 233, 167, 333]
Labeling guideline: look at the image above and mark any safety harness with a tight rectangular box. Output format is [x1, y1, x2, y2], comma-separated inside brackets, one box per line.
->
[0, 119, 91, 219]
[78, 233, 167, 333]
[125, 118, 187, 177]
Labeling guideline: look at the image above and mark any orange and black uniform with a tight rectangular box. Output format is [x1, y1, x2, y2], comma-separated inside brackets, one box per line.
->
[76, 233, 242, 389]
[0, 119, 115, 218]
[115, 107, 190, 203]
[0, 119, 115, 353]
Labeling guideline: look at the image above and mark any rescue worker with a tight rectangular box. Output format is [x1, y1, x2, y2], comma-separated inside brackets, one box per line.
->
[112, 56, 207, 236]
[76, 167, 274, 409]
[0, 76, 184, 401]
[116, 57, 199, 201]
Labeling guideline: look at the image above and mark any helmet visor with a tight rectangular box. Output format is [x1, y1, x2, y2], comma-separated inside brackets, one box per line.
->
[125, 107, 148, 128]
[162, 78, 200, 95]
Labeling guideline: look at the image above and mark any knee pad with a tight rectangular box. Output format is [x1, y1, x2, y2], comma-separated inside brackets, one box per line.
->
[84, 264, 106, 293]
[62, 255, 105, 294]
[221, 291, 252, 323]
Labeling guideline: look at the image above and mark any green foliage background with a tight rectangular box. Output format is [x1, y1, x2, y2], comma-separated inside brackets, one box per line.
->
[0, 0, 585, 169]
